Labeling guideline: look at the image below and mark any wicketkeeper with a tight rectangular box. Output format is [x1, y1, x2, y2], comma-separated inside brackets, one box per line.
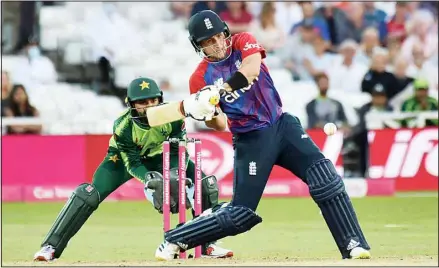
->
[33, 77, 233, 261]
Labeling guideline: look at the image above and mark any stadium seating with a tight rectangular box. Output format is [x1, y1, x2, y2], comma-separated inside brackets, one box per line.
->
[3, 2, 387, 135]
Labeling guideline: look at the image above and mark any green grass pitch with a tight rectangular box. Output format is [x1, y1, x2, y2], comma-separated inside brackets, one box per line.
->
[2, 195, 437, 266]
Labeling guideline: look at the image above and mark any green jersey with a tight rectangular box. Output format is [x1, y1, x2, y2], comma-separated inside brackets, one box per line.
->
[108, 109, 186, 182]
[401, 96, 438, 127]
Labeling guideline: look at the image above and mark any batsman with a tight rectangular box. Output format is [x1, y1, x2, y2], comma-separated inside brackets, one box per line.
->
[33, 77, 233, 261]
[155, 10, 371, 261]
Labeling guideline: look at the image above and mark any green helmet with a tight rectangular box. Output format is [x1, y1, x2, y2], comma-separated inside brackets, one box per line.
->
[126, 77, 163, 105]
[413, 78, 429, 90]
[126, 77, 163, 128]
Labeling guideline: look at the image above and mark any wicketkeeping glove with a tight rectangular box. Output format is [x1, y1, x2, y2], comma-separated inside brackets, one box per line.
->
[145, 169, 193, 214]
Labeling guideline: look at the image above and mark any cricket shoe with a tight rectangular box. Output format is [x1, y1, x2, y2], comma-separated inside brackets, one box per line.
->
[350, 247, 371, 259]
[155, 241, 181, 261]
[33, 245, 55, 261]
[202, 242, 233, 258]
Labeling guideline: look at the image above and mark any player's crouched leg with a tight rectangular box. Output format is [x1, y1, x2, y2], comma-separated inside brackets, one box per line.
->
[305, 159, 370, 259]
[34, 183, 100, 261]
[196, 176, 234, 258]
[155, 204, 262, 261]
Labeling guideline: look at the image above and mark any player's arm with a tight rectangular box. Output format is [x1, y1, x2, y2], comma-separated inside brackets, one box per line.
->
[114, 126, 149, 183]
[222, 53, 262, 93]
[222, 32, 265, 93]
[190, 72, 227, 131]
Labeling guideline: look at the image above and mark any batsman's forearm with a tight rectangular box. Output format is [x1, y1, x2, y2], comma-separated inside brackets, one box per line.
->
[205, 114, 227, 131]
[147, 101, 185, 127]
[240, 53, 261, 83]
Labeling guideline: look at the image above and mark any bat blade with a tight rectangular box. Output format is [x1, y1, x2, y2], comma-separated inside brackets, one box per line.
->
[147, 102, 185, 127]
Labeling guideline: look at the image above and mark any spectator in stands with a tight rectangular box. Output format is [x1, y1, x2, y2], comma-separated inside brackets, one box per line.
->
[401, 78, 438, 127]
[406, 43, 439, 93]
[23, 39, 58, 84]
[362, 2, 388, 43]
[190, 2, 227, 17]
[277, 19, 316, 80]
[247, 2, 303, 36]
[300, 30, 336, 81]
[387, 56, 416, 110]
[356, 27, 383, 67]
[361, 48, 400, 100]
[406, 2, 421, 15]
[387, 37, 402, 68]
[1, 71, 13, 117]
[393, 56, 415, 93]
[401, 9, 438, 64]
[3, 84, 42, 135]
[314, 2, 352, 47]
[328, 39, 368, 93]
[344, 3, 369, 44]
[363, 2, 387, 23]
[306, 73, 348, 130]
[249, 2, 285, 54]
[290, 2, 330, 46]
[352, 83, 393, 177]
[358, 83, 394, 127]
[219, 2, 253, 34]
[332, 2, 351, 12]
[387, 2, 409, 43]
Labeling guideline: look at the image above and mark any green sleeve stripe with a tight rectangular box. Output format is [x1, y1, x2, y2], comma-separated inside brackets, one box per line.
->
[114, 115, 131, 136]
[120, 151, 131, 169]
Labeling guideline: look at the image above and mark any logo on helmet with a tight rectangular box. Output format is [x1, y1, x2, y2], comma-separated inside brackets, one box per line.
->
[204, 18, 213, 29]
[139, 81, 150, 90]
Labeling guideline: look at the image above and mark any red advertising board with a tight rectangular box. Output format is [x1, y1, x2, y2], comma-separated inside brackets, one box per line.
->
[2, 135, 87, 202]
[2, 135, 86, 186]
[1, 128, 436, 202]
[82, 131, 345, 186]
[368, 128, 438, 191]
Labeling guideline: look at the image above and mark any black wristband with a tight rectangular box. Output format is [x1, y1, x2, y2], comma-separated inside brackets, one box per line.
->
[226, 71, 249, 92]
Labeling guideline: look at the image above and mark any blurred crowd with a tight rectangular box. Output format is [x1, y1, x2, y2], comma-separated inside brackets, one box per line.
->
[175, 1, 438, 129]
[1, 1, 438, 138]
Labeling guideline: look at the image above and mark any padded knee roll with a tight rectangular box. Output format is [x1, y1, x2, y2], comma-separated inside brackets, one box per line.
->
[306, 159, 370, 259]
[165, 205, 262, 250]
[41, 183, 100, 258]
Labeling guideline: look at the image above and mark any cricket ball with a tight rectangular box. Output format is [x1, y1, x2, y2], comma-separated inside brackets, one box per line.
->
[323, 123, 337, 136]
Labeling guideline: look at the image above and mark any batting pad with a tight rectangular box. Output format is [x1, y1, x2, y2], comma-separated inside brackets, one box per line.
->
[165, 205, 262, 250]
[306, 159, 370, 259]
[41, 183, 100, 258]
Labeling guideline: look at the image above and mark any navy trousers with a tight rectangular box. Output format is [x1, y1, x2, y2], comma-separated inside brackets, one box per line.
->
[231, 113, 325, 211]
